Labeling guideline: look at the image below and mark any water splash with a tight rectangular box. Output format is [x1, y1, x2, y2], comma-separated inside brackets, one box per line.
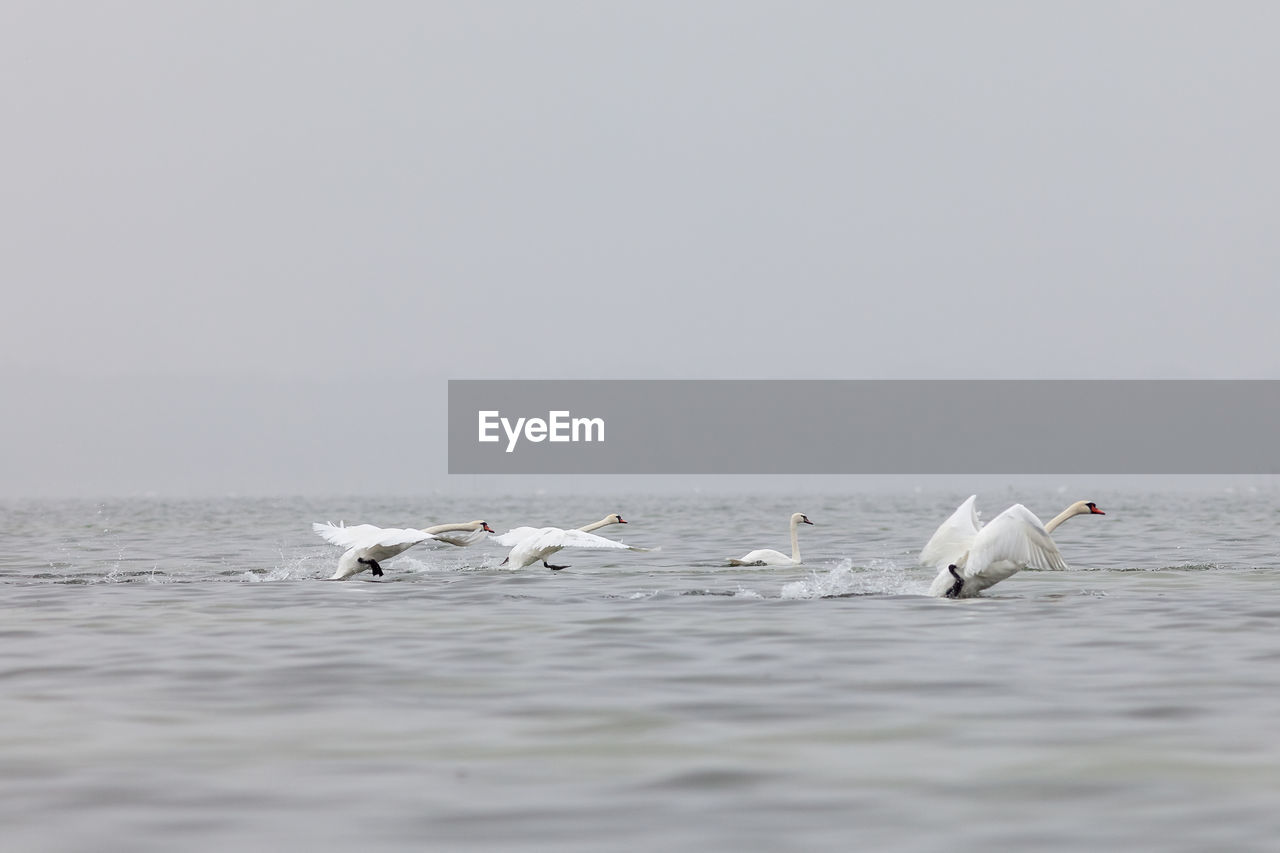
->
[244, 549, 326, 582]
[96, 566, 173, 585]
[780, 558, 928, 599]
[242, 565, 306, 583]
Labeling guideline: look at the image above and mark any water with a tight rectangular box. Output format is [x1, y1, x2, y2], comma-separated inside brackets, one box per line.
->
[3, 488, 1280, 851]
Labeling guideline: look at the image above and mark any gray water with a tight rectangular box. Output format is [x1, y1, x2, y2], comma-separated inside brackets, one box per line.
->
[3, 488, 1280, 852]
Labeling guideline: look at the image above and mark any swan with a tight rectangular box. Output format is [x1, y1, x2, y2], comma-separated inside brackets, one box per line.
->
[729, 512, 814, 566]
[312, 522, 445, 580]
[919, 496, 1105, 598]
[492, 514, 644, 570]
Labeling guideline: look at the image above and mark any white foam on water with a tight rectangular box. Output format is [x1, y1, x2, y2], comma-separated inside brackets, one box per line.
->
[780, 557, 928, 599]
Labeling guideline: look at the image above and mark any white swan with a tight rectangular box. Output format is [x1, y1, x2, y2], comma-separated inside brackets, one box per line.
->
[492, 514, 645, 570]
[729, 512, 814, 566]
[919, 496, 1105, 598]
[312, 522, 444, 580]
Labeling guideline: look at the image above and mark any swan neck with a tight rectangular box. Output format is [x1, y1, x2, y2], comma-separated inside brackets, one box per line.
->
[1043, 506, 1079, 534]
[789, 516, 801, 563]
[579, 517, 612, 533]
[424, 522, 472, 535]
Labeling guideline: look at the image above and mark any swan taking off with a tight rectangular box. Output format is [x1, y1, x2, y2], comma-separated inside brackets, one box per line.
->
[919, 496, 1105, 598]
[312, 522, 448, 580]
[730, 512, 814, 566]
[491, 514, 645, 570]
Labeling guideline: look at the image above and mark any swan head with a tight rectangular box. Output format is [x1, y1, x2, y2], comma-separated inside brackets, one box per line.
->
[1071, 501, 1105, 517]
[473, 521, 495, 532]
[791, 513, 814, 526]
[603, 513, 627, 525]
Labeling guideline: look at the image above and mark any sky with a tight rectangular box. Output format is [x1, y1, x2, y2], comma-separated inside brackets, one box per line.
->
[2, 2, 1277, 497]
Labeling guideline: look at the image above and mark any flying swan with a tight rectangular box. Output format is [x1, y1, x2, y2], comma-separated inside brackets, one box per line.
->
[312, 517, 496, 578]
[919, 496, 1105, 598]
[729, 512, 814, 566]
[491, 514, 646, 570]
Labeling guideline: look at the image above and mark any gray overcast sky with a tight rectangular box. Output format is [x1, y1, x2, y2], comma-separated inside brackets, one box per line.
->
[3, 2, 1277, 496]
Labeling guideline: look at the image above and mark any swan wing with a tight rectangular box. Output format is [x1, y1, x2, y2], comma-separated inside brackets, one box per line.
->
[529, 528, 642, 552]
[962, 504, 1067, 577]
[365, 527, 439, 549]
[918, 495, 981, 567]
[313, 521, 384, 549]
[490, 526, 544, 547]
[314, 522, 436, 550]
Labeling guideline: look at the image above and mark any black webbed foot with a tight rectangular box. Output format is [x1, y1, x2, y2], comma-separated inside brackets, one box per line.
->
[944, 564, 963, 599]
[359, 557, 384, 577]
[543, 560, 569, 571]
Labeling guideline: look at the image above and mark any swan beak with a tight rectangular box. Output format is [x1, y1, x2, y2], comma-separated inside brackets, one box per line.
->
[482, 522, 495, 532]
[618, 517, 628, 524]
[802, 517, 814, 525]
[1090, 507, 1106, 515]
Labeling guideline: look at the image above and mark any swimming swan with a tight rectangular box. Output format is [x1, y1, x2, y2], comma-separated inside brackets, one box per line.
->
[492, 514, 644, 570]
[919, 496, 1105, 598]
[729, 512, 814, 566]
[312, 522, 448, 580]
